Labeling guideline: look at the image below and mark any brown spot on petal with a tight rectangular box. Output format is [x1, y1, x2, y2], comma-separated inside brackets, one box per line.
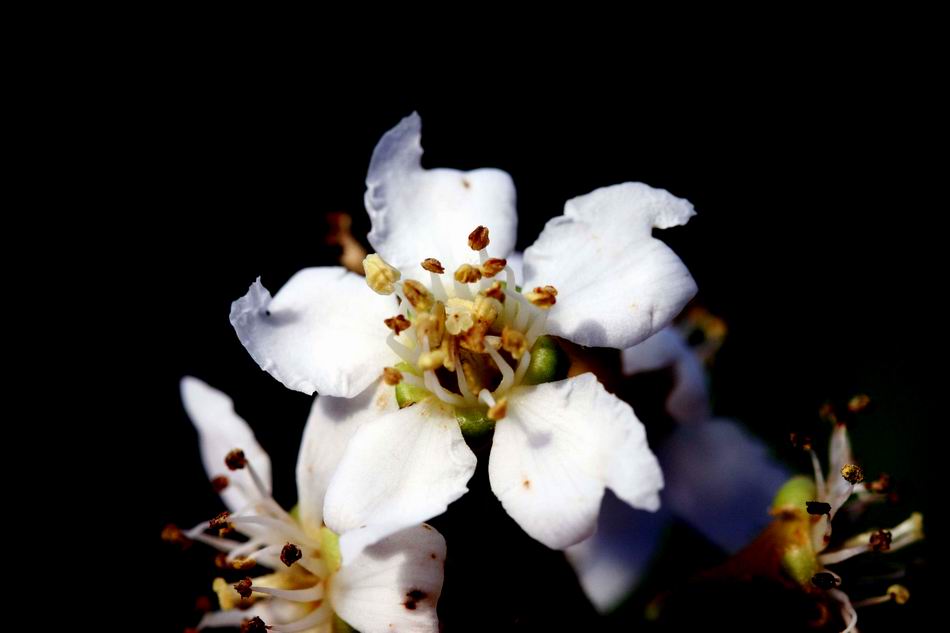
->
[404, 588, 428, 610]
[462, 178, 471, 189]
[523, 479, 531, 489]
[225, 449, 247, 470]
[383, 367, 403, 386]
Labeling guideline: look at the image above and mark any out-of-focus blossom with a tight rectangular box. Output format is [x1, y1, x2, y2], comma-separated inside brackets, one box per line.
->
[170, 377, 446, 633]
[229, 113, 699, 559]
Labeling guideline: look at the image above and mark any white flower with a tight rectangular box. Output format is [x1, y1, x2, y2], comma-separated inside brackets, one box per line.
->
[177, 377, 445, 633]
[229, 113, 698, 561]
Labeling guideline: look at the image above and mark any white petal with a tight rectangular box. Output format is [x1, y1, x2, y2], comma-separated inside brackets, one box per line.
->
[330, 524, 445, 633]
[365, 112, 518, 273]
[489, 373, 663, 550]
[180, 376, 272, 513]
[565, 492, 670, 613]
[506, 250, 524, 285]
[622, 327, 710, 424]
[230, 267, 396, 398]
[323, 398, 477, 562]
[296, 380, 398, 537]
[523, 183, 697, 349]
[661, 418, 790, 553]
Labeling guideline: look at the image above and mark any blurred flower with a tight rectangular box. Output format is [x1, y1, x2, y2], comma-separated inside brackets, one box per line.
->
[169, 377, 445, 633]
[229, 113, 698, 559]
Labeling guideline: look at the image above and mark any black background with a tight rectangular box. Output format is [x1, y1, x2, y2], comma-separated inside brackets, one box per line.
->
[109, 65, 938, 632]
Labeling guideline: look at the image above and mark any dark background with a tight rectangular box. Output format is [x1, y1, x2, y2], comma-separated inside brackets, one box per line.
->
[116, 70, 936, 631]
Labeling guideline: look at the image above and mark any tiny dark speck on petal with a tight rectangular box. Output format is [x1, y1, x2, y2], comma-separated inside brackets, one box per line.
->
[430, 553, 437, 559]
[264, 309, 271, 317]
[523, 479, 531, 489]
[462, 178, 471, 189]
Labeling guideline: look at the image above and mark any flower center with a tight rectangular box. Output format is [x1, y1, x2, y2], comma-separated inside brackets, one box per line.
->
[368, 226, 557, 420]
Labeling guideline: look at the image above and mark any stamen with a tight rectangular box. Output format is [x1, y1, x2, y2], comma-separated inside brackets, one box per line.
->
[402, 280, 434, 312]
[229, 516, 314, 545]
[486, 282, 506, 303]
[421, 340, 466, 406]
[250, 583, 324, 603]
[161, 523, 192, 548]
[455, 361, 474, 402]
[240, 616, 269, 633]
[421, 258, 445, 274]
[479, 389, 496, 408]
[524, 310, 549, 346]
[847, 394, 871, 413]
[480, 258, 507, 278]
[211, 475, 230, 493]
[383, 367, 403, 386]
[806, 501, 832, 515]
[810, 449, 826, 500]
[387, 333, 420, 365]
[210, 511, 234, 536]
[415, 306, 445, 349]
[828, 589, 858, 633]
[841, 464, 864, 484]
[418, 350, 446, 371]
[811, 571, 841, 589]
[484, 337, 515, 395]
[869, 529, 893, 552]
[384, 315, 412, 335]
[468, 226, 490, 251]
[280, 543, 303, 567]
[233, 577, 254, 599]
[363, 254, 401, 295]
[852, 585, 910, 608]
[269, 604, 330, 632]
[501, 326, 528, 360]
[819, 531, 888, 565]
[525, 285, 557, 309]
[512, 351, 532, 386]
[454, 264, 482, 284]
[488, 397, 508, 421]
[225, 449, 248, 470]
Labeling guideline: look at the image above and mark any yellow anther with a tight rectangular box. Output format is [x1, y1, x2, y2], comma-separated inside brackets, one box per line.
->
[468, 225, 490, 250]
[480, 258, 507, 278]
[445, 300, 476, 335]
[887, 584, 910, 605]
[841, 463, 865, 484]
[454, 264, 483, 284]
[403, 279, 434, 312]
[384, 314, 412, 335]
[847, 394, 871, 413]
[474, 295, 501, 324]
[501, 326, 528, 360]
[525, 285, 558, 308]
[440, 336, 458, 372]
[421, 258, 445, 274]
[415, 306, 445, 348]
[382, 367, 403, 386]
[418, 349, 447, 371]
[363, 254, 401, 295]
[488, 398, 508, 421]
[486, 281, 506, 303]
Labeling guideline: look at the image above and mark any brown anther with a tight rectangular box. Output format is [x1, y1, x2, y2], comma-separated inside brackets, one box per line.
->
[526, 286, 558, 308]
[806, 501, 832, 515]
[811, 572, 840, 590]
[161, 523, 192, 548]
[211, 475, 230, 493]
[233, 577, 254, 599]
[384, 314, 412, 335]
[841, 463, 865, 484]
[488, 398, 508, 421]
[468, 225, 490, 250]
[211, 513, 234, 536]
[819, 402, 838, 424]
[231, 557, 256, 570]
[214, 552, 230, 569]
[480, 258, 507, 278]
[486, 281, 506, 303]
[868, 473, 892, 493]
[459, 322, 489, 353]
[847, 393, 871, 413]
[383, 367, 404, 386]
[240, 616, 268, 633]
[280, 542, 303, 567]
[869, 529, 893, 552]
[887, 584, 910, 605]
[501, 326, 528, 360]
[440, 336, 458, 372]
[326, 212, 367, 274]
[225, 449, 247, 470]
[421, 258, 445, 274]
[789, 432, 813, 451]
[454, 264, 483, 284]
[403, 280, 434, 311]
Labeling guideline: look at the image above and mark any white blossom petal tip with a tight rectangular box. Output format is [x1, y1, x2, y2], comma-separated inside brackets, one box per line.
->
[229, 267, 396, 398]
[523, 182, 698, 350]
[365, 112, 518, 273]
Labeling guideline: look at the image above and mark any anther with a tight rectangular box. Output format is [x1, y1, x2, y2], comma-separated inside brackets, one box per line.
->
[240, 616, 269, 633]
[847, 394, 871, 413]
[233, 577, 254, 599]
[415, 308, 445, 348]
[789, 432, 813, 451]
[468, 226, 490, 250]
[887, 584, 910, 605]
[161, 523, 192, 548]
[841, 464, 865, 484]
[486, 282, 506, 303]
[280, 542, 303, 567]
[402, 280, 434, 311]
[225, 449, 247, 470]
[811, 572, 841, 590]
[363, 254, 401, 295]
[421, 258, 445, 274]
[209, 511, 234, 536]
[869, 529, 892, 552]
[806, 501, 832, 515]
[211, 475, 229, 493]
[501, 326, 528, 360]
[454, 264, 482, 284]
[418, 350, 446, 371]
[480, 258, 507, 278]
[488, 398, 508, 421]
[383, 367, 403, 386]
[526, 286, 557, 308]
[384, 314, 412, 335]
[819, 402, 838, 424]
[868, 473, 891, 494]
